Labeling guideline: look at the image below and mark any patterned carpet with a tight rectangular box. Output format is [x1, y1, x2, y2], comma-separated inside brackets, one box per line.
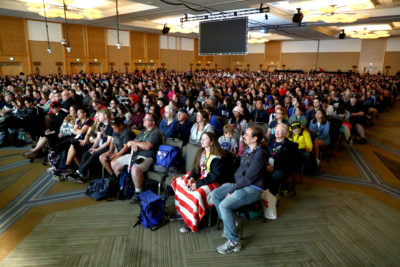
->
[0, 103, 400, 265]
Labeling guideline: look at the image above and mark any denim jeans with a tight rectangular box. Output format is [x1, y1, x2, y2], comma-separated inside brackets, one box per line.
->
[211, 183, 262, 243]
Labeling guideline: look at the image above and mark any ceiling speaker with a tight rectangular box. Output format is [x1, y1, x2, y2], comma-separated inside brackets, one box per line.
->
[162, 24, 170, 34]
[292, 8, 303, 24]
[339, 30, 346, 39]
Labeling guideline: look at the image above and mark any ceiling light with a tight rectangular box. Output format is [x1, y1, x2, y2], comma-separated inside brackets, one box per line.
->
[25, 0, 104, 20]
[343, 25, 392, 39]
[116, 43, 121, 49]
[61, 39, 66, 45]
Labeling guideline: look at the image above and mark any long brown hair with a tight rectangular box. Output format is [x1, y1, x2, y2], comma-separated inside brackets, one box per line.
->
[193, 132, 223, 175]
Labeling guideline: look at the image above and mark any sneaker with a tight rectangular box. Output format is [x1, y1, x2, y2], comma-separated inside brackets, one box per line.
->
[52, 175, 66, 182]
[55, 165, 73, 174]
[47, 166, 56, 173]
[316, 158, 321, 167]
[169, 212, 183, 221]
[216, 240, 241, 254]
[129, 193, 139, 204]
[67, 172, 85, 184]
[179, 223, 191, 233]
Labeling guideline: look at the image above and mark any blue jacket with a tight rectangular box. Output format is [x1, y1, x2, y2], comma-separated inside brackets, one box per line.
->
[159, 119, 179, 138]
[309, 121, 330, 145]
[230, 146, 269, 193]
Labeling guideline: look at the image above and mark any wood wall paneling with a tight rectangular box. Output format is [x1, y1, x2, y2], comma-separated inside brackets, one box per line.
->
[147, 33, 160, 60]
[281, 53, 318, 72]
[131, 31, 145, 59]
[108, 46, 131, 73]
[265, 41, 281, 62]
[246, 54, 265, 71]
[0, 16, 27, 56]
[383, 52, 400, 75]
[160, 49, 194, 72]
[63, 24, 86, 57]
[318, 52, 360, 72]
[29, 41, 65, 74]
[87, 26, 106, 57]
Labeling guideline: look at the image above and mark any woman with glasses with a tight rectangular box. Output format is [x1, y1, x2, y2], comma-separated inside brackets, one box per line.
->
[266, 107, 289, 144]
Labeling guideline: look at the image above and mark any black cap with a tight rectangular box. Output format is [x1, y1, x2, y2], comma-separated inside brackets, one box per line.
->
[178, 108, 188, 115]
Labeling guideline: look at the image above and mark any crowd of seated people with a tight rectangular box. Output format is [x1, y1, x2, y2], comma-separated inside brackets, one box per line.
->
[0, 70, 398, 254]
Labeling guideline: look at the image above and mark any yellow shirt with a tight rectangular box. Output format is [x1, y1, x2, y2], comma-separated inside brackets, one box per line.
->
[288, 130, 313, 151]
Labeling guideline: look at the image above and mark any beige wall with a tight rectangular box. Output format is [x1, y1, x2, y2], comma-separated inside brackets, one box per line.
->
[281, 53, 318, 72]
[29, 41, 65, 74]
[317, 52, 360, 72]
[160, 49, 194, 72]
[383, 52, 400, 75]
[359, 39, 387, 74]
[107, 46, 131, 73]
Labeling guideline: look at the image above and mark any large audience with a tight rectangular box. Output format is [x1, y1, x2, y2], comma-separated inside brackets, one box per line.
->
[0, 69, 398, 253]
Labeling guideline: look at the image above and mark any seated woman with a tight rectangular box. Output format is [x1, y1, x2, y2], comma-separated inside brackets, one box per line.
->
[266, 123, 294, 219]
[287, 121, 313, 171]
[189, 109, 214, 144]
[22, 101, 67, 161]
[228, 106, 248, 135]
[266, 107, 289, 144]
[159, 105, 179, 138]
[53, 108, 92, 174]
[309, 109, 330, 165]
[172, 132, 224, 233]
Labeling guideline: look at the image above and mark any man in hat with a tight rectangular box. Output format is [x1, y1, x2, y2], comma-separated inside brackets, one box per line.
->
[176, 108, 193, 144]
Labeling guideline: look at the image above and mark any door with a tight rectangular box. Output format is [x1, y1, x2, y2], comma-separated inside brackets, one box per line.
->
[70, 63, 85, 74]
[0, 62, 23, 76]
[89, 63, 102, 73]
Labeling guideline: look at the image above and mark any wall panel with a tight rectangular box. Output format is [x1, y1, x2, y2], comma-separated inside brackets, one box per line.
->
[0, 16, 27, 56]
[383, 52, 400, 75]
[281, 53, 318, 71]
[246, 54, 264, 71]
[131, 31, 145, 59]
[160, 49, 193, 72]
[359, 39, 387, 74]
[87, 26, 106, 57]
[29, 41, 65, 74]
[63, 24, 86, 57]
[147, 33, 160, 60]
[108, 46, 131, 73]
[318, 52, 360, 72]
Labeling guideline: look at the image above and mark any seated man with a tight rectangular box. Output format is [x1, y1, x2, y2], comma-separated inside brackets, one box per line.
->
[111, 113, 162, 204]
[99, 117, 135, 181]
[211, 126, 268, 254]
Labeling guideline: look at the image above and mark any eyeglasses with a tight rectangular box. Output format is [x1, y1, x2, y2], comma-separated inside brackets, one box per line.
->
[143, 118, 154, 121]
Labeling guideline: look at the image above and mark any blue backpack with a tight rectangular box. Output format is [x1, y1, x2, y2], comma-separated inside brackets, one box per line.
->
[118, 169, 134, 200]
[133, 190, 167, 230]
[86, 178, 112, 201]
[155, 145, 179, 169]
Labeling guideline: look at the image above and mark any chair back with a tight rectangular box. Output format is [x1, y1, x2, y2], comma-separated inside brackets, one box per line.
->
[165, 137, 184, 149]
[184, 142, 200, 172]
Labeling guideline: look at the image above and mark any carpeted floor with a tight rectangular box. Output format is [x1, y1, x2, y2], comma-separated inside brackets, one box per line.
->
[0, 102, 400, 266]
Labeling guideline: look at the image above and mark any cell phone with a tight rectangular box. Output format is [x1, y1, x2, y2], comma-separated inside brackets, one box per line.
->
[134, 158, 144, 164]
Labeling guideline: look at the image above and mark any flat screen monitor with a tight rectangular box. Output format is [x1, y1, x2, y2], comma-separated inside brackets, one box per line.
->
[199, 17, 248, 55]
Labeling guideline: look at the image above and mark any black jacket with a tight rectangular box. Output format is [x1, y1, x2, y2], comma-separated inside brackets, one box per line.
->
[191, 157, 224, 188]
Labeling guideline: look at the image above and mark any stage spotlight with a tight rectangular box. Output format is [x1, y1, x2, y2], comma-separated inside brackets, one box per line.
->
[339, 30, 346, 39]
[292, 8, 303, 24]
[162, 24, 170, 34]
